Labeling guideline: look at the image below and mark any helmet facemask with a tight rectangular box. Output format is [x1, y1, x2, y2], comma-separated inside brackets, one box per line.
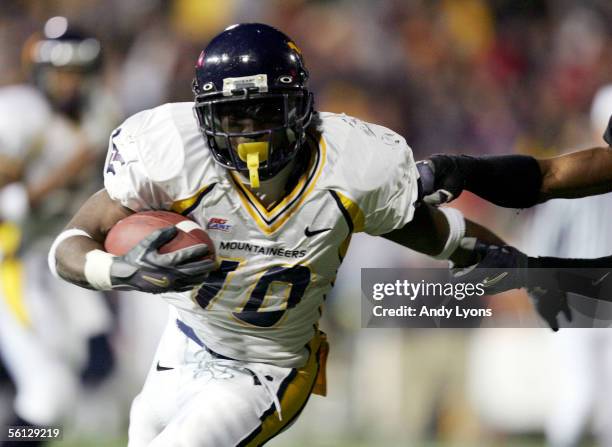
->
[194, 87, 313, 187]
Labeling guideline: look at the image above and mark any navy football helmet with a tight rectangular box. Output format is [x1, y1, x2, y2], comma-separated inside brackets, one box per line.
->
[193, 23, 314, 186]
[24, 16, 102, 119]
[26, 16, 102, 72]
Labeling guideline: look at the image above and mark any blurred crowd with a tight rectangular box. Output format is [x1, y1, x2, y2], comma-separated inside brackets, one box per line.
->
[3, 0, 612, 154]
[1, 0, 611, 446]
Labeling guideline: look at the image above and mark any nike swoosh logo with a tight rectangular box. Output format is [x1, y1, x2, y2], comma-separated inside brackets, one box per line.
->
[156, 361, 174, 372]
[481, 272, 508, 288]
[592, 272, 610, 286]
[304, 227, 332, 237]
[142, 275, 170, 288]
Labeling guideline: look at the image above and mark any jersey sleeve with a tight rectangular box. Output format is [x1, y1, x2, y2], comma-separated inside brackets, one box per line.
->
[104, 103, 221, 213]
[103, 109, 176, 211]
[323, 115, 419, 236]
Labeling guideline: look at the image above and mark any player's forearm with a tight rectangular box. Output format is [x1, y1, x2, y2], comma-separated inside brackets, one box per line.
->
[448, 219, 505, 267]
[421, 148, 612, 208]
[382, 204, 505, 267]
[55, 234, 104, 288]
[538, 147, 612, 201]
[49, 189, 133, 288]
[419, 154, 543, 208]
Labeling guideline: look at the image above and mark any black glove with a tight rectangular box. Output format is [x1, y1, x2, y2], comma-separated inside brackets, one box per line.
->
[452, 240, 576, 331]
[416, 155, 465, 205]
[452, 240, 529, 294]
[110, 226, 215, 293]
[527, 287, 573, 332]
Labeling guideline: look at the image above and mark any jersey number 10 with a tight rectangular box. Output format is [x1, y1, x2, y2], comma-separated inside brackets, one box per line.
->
[195, 260, 311, 328]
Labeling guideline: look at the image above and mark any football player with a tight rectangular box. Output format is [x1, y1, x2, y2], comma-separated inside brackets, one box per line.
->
[48, 23, 600, 446]
[0, 17, 119, 446]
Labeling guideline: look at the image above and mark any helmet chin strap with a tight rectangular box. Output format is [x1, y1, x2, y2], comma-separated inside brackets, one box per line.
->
[237, 142, 269, 188]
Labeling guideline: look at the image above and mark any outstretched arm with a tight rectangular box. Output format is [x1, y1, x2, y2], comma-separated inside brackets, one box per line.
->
[381, 203, 505, 267]
[418, 146, 612, 208]
[384, 203, 612, 281]
[418, 114, 612, 208]
[381, 204, 612, 330]
[538, 147, 612, 201]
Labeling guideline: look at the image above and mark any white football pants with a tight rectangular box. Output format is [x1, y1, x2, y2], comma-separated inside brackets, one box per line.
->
[128, 316, 322, 447]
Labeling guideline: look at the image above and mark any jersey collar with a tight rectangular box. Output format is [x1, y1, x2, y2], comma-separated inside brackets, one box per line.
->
[229, 136, 326, 235]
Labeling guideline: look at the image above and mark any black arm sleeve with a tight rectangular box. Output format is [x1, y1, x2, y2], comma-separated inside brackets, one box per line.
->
[527, 256, 612, 304]
[529, 255, 612, 269]
[455, 154, 543, 208]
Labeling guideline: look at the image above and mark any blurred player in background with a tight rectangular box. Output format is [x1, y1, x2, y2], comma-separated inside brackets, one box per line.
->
[0, 16, 120, 446]
[47, 23, 609, 446]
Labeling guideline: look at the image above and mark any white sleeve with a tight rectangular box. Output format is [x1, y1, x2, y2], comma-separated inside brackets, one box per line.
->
[326, 118, 419, 235]
[103, 110, 173, 211]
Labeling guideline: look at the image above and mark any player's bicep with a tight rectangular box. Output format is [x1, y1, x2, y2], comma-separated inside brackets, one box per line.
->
[64, 188, 134, 242]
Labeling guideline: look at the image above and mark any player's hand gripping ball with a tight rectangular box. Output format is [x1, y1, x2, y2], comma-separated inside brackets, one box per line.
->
[104, 211, 216, 293]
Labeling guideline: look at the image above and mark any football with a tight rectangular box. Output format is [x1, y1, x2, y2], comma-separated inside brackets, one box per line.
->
[104, 210, 215, 259]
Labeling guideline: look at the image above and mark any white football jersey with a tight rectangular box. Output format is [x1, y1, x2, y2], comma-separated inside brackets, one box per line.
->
[104, 103, 419, 367]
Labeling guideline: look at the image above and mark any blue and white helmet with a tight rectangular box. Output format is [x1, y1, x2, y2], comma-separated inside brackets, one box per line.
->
[193, 23, 314, 184]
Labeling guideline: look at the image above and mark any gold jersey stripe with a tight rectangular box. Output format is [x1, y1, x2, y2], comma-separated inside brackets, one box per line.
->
[242, 333, 323, 446]
[231, 168, 309, 220]
[171, 184, 212, 214]
[333, 191, 365, 233]
[338, 234, 352, 260]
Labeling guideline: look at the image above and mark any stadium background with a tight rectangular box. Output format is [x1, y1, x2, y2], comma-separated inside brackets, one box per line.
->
[1, 0, 611, 445]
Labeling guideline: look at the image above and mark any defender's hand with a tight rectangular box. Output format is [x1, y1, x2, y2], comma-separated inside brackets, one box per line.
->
[452, 240, 529, 294]
[417, 155, 465, 205]
[110, 227, 215, 293]
[527, 287, 573, 332]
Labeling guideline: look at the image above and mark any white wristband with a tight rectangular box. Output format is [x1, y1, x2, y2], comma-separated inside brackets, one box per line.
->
[434, 207, 466, 260]
[48, 228, 92, 278]
[84, 249, 114, 290]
